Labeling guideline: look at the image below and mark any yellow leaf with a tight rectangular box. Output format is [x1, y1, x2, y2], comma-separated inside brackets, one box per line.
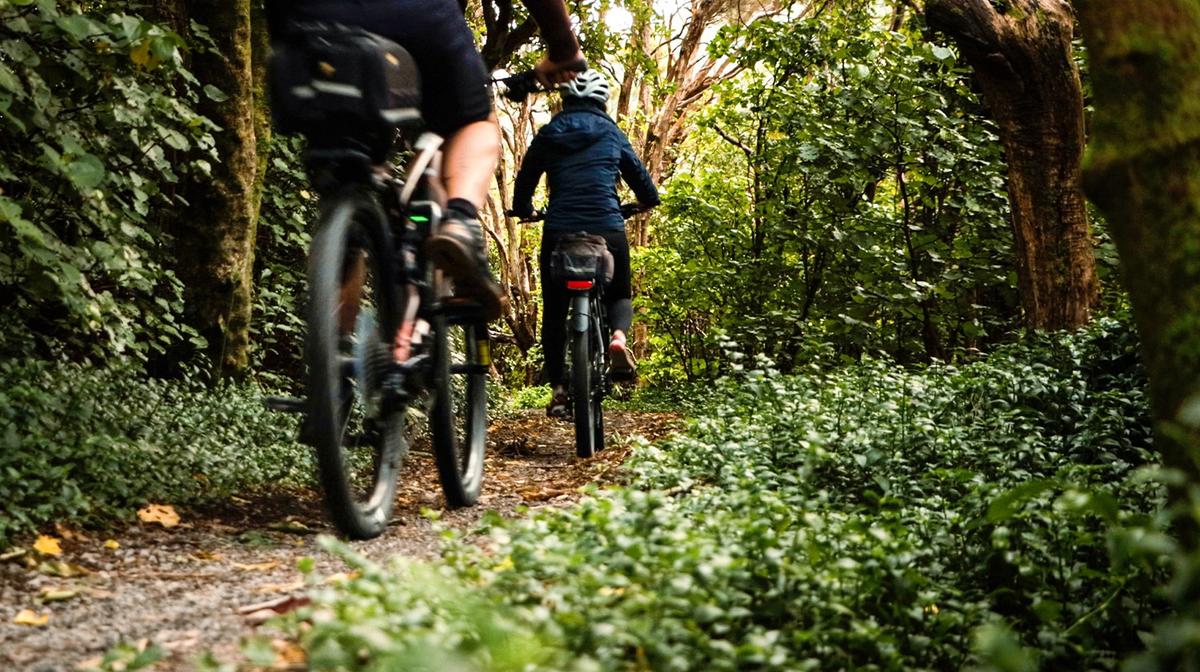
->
[33, 535, 62, 557]
[13, 609, 49, 626]
[40, 588, 78, 602]
[104, 539, 120, 550]
[323, 571, 361, 585]
[137, 504, 180, 528]
[37, 561, 90, 578]
[130, 41, 153, 69]
[273, 639, 307, 667]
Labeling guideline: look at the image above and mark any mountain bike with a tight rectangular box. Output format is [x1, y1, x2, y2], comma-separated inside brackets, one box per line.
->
[264, 25, 495, 539]
[510, 204, 647, 458]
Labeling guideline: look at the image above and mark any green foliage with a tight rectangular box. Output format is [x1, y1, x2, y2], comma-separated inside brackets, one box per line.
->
[508, 384, 553, 410]
[281, 538, 586, 672]
[252, 136, 317, 390]
[0, 359, 309, 546]
[0, 1, 216, 360]
[284, 318, 1167, 670]
[642, 11, 1016, 379]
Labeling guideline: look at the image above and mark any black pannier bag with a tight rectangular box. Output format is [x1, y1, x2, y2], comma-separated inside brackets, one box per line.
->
[551, 233, 614, 285]
[269, 24, 422, 161]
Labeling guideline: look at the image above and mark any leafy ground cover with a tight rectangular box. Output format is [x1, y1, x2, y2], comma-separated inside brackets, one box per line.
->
[0, 360, 308, 546]
[278, 318, 1172, 670]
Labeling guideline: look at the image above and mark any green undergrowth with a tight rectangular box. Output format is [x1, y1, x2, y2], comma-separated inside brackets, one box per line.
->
[0, 360, 309, 546]
[499, 383, 697, 416]
[279, 317, 1174, 670]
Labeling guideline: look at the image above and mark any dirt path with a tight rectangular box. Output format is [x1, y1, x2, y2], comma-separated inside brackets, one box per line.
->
[0, 410, 679, 671]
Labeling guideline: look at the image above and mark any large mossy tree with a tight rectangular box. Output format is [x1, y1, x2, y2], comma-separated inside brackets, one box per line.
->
[149, 0, 267, 379]
[1076, 2, 1200, 665]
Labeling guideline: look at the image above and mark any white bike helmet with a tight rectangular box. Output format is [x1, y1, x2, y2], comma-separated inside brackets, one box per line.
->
[560, 69, 610, 104]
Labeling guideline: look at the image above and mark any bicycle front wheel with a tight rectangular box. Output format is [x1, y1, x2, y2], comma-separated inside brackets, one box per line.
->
[430, 307, 488, 507]
[306, 187, 406, 540]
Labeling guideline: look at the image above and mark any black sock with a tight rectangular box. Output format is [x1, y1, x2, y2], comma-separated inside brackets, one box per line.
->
[447, 198, 479, 221]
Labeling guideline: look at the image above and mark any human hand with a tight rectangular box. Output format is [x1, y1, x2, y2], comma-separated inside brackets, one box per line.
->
[533, 51, 588, 88]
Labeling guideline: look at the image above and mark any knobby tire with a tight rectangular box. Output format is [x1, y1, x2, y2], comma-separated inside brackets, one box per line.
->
[306, 188, 405, 540]
[430, 306, 488, 506]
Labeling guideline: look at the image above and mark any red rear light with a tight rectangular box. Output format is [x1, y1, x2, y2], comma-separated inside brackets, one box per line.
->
[566, 280, 594, 290]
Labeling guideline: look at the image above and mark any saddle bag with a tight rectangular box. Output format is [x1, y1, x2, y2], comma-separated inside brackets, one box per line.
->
[269, 24, 422, 160]
[551, 234, 615, 285]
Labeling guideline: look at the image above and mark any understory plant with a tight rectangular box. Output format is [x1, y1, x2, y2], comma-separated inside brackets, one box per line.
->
[0, 360, 308, 546]
[284, 317, 1170, 670]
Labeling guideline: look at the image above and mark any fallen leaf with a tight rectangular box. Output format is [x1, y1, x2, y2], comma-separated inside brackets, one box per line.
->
[34, 535, 63, 557]
[55, 523, 88, 541]
[323, 571, 361, 585]
[268, 520, 316, 535]
[40, 587, 79, 602]
[13, 609, 49, 626]
[37, 561, 92, 578]
[103, 539, 120, 550]
[137, 504, 180, 528]
[192, 551, 223, 562]
[234, 561, 280, 572]
[273, 638, 307, 667]
[255, 579, 305, 594]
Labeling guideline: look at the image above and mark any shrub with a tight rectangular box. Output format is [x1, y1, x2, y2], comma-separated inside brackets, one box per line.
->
[0, 2, 216, 360]
[0, 360, 309, 545]
[284, 317, 1169, 670]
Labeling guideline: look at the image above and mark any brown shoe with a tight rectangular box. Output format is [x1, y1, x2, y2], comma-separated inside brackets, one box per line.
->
[425, 217, 505, 321]
[609, 340, 637, 382]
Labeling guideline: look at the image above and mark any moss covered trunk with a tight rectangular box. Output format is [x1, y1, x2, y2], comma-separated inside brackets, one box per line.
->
[1076, 1, 1200, 485]
[151, 0, 263, 379]
[926, 0, 1099, 330]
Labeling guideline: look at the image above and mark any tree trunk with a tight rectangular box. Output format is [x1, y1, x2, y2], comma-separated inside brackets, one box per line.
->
[926, 0, 1099, 330]
[150, 0, 263, 379]
[1077, 1, 1200, 486]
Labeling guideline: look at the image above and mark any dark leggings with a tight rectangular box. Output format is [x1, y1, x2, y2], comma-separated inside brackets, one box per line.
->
[540, 229, 632, 387]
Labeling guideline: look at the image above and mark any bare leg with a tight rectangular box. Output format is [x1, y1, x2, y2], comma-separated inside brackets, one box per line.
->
[441, 115, 500, 208]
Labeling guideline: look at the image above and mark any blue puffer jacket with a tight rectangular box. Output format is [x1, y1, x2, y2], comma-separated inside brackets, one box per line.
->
[513, 99, 660, 232]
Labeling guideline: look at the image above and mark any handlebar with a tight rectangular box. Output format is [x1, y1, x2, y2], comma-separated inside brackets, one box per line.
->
[492, 59, 589, 103]
[505, 203, 651, 222]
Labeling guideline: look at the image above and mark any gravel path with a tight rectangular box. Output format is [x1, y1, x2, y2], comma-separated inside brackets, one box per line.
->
[0, 410, 680, 671]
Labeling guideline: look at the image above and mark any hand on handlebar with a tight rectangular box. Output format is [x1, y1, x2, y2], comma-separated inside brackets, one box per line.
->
[496, 58, 588, 103]
[620, 202, 651, 218]
[505, 208, 544, 222]
[534, 52, 588, 88]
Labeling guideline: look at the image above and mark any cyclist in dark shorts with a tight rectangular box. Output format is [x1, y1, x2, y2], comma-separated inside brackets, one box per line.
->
[265, 0, 584, 321]
[509, 70, 660, 416]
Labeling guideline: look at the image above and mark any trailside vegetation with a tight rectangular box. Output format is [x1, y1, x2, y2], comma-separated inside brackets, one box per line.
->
[2, 0, 1196, 668]
[277, 320, 1167, 670]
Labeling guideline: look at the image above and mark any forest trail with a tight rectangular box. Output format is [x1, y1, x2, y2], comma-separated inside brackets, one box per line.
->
[0, 410, 680, 671]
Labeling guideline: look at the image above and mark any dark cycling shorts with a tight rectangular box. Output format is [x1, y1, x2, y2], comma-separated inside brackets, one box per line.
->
[290, 0, 493, 136]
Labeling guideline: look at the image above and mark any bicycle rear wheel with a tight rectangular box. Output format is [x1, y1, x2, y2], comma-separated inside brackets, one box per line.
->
[306, 188, 406, 539]
[430, 301, 488, 506]
[571, 296, 598, 458]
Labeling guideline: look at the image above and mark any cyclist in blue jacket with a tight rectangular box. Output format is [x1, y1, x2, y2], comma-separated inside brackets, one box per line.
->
[510, 70, 660, 416]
